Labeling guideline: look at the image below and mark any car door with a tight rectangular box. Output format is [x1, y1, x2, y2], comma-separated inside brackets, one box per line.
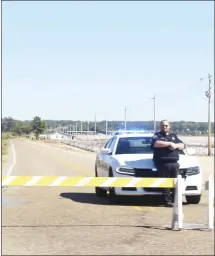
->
[97, 138, 113, 176]
[102, 137, 118, 176]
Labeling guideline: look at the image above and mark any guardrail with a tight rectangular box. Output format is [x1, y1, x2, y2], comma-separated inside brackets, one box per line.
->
[2, 175, 214, 231]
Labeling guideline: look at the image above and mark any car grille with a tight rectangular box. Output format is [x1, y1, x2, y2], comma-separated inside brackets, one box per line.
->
[134, 168, 158, 178]
[144, 188, 164, 192]
[135, 168, 165, 193]
[135, 168, 190, 177]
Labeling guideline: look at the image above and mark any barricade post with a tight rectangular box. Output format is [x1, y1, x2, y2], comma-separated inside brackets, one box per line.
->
[171, 174, 183, 230]
[208, 174, 214, 230]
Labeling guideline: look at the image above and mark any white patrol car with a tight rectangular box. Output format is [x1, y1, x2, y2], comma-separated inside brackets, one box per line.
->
[95, 131, 202, 204]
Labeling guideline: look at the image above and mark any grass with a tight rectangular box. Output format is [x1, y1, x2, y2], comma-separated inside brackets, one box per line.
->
[2, 139, 9, 153]
[2, 139, 9, 164]
[2, 132, 14, 164]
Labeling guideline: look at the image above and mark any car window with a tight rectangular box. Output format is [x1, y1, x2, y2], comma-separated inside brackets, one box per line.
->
[104, 138, 113, 148]
[109, 137, 117, 152]
[115, 136, 186, 155]
[115, 137, 153, 155]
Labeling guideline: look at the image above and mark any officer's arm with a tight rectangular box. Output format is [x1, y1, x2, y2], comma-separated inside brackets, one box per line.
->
[175, 135, 186, 150]
[154, 140, 173, 148]
[151, 134, 173, 148]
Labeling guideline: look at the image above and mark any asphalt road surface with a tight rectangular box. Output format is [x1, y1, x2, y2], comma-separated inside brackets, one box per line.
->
[2, 139, 214, 255]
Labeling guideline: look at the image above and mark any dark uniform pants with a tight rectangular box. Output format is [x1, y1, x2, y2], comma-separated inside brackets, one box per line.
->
[155, 162, 180, 203]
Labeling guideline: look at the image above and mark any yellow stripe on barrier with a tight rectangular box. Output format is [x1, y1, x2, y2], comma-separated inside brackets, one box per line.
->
[1, 176, 175, 188]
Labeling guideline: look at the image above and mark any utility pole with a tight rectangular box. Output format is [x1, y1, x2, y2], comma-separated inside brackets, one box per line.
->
[70, 124, 71, 143]
[73, 124, 75, 136]
[206, 74, 212, 156]
[151, 95, 156, 133]
[81, 121, 83, 135]
[94, 113, 97, 135]
[124, 107, 127, 131]
[105, 115, 108, 139]
[201, 74, 213, 156]
[87, 121, 89, 140]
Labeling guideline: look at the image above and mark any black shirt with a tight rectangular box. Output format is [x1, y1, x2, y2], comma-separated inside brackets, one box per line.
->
[151, 131, 185, 163]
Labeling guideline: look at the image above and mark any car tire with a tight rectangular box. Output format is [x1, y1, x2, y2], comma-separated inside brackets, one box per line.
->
[95, 187, 107, 197]
[185, 194, 201, 204]
[108, 169, 121, 204]
[95, 168, 107, 197]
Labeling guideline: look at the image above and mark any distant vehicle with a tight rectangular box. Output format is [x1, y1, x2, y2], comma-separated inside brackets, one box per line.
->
[95, 132, 202, 204]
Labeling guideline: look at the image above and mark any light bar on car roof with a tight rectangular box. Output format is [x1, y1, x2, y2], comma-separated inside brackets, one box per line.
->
[114, 130, 152, 135]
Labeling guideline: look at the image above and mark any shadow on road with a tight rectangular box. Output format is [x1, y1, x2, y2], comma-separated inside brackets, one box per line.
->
[59, 192, 186, 207]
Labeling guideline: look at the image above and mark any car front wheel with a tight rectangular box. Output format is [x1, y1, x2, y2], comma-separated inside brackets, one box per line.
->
[95, 187, 107, 197]
[108, 169, 121, 204]
[186, 194, 201, 204]
[95, 168, 107, 197]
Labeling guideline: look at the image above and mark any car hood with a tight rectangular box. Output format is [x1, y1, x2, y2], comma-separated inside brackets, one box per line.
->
[113, 154, 200, 169]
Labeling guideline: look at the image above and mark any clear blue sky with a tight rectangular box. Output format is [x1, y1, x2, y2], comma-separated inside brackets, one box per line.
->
[2, 1, 214, 122]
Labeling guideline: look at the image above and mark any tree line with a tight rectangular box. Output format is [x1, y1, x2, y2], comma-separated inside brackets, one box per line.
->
[2, 116, 214, 136]
[2, 116, 46, 139]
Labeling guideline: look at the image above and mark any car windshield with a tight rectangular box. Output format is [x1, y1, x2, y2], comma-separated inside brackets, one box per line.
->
[115, 136, 185, 155]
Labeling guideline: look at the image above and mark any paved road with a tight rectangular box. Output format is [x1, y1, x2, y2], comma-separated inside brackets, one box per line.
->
[2, 139, 214, 255]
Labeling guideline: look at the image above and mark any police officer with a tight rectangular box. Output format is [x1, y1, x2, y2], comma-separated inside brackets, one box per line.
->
[151, 120, 186, 207]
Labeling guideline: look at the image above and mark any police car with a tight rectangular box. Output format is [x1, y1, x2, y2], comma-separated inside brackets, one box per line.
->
[95, 131, 202, 204]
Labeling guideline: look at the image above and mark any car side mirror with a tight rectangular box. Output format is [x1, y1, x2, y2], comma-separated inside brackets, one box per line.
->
[99, 148, 112, 155]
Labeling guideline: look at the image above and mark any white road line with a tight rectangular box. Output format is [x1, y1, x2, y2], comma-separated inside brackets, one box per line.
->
[6, 140, 16, 176]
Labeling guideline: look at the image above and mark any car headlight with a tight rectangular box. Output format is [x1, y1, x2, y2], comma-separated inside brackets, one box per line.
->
[116, 167, 135, 176]
[186, 166, 200, 176]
